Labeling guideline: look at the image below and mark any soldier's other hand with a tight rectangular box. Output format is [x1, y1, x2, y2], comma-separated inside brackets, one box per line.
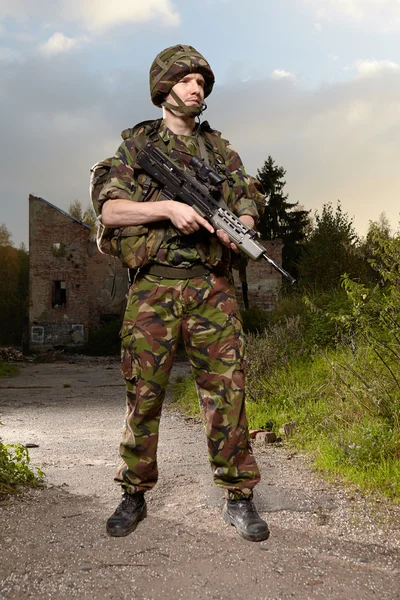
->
[216, 230, 240, 253]
[168, 202, 214, 235]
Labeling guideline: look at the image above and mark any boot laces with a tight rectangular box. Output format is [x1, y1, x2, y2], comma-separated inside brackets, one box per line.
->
[232, 498, 257, 515]
[116, 492, 141, 514]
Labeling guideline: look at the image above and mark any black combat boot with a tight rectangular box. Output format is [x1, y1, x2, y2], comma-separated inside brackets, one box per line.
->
[106, 491, 147, 537]
[223, 496, 269, 542]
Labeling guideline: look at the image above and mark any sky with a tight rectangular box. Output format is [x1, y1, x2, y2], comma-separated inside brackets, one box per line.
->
[1, 0, 400, 247]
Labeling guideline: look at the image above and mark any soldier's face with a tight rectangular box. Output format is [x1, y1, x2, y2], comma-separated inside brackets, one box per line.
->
[166, 72, 205, 107]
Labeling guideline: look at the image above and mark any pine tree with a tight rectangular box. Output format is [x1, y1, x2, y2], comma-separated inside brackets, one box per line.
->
[257, 156, 310, 274]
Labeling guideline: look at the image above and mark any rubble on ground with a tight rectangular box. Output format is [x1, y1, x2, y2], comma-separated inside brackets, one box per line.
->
[0, 347, 31, 363]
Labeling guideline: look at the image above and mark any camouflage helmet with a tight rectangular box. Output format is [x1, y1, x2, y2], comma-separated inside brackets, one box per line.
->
[150, 44, 215, 110]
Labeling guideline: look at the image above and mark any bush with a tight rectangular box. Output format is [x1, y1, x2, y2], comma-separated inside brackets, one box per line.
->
[269, 288, 352, 351]
[331, 229, 400, 429]
[0, 437, 44, 496]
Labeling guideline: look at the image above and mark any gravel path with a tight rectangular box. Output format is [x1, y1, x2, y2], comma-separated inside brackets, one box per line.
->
[0, 360, 399, 600]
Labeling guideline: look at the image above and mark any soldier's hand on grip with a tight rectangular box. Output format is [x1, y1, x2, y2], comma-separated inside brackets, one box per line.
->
[168, 202, 214, 235]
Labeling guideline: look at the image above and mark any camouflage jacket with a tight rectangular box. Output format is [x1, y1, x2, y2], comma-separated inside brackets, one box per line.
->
[98, 120, 262, 270]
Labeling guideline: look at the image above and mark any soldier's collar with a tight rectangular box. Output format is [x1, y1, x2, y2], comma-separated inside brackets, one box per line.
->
[159, 121, 206, 143]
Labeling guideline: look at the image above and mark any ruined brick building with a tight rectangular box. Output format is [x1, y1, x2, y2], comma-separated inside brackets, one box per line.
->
[29, 194, 283, 351]
[29, 195, 127, 351]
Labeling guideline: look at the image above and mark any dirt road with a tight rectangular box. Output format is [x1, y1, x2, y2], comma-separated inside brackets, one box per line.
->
[0, 360, 399, 600]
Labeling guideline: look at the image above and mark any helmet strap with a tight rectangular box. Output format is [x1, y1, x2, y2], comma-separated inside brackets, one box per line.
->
[162, 89, 207, 118]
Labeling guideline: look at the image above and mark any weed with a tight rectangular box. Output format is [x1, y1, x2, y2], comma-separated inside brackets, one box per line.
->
[0, 438, 44, 496]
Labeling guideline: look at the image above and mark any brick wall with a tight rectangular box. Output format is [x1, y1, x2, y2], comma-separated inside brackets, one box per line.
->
[87, 242, 128, 329]
[29, 196, 127, 350]
[232, 240, 283, 310]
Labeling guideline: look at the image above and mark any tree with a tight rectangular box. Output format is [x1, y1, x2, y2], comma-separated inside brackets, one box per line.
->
[68, 199, 84, 221]
[82, 206, 97, 241]
[297, 202, 367, 290]
[358, 213, 392, 285]
[0, 223, 13, 247]
[69, 200, 97, 241]
[364, 213, 391, 252]
[257, 156, 310, 274]
[0, 225, 29, 345]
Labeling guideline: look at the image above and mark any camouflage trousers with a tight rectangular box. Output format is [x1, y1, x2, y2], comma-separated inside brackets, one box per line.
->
[115, 270, 261, 498]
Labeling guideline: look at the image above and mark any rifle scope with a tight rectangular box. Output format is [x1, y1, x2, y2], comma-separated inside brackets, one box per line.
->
[190, 156, 225, 187]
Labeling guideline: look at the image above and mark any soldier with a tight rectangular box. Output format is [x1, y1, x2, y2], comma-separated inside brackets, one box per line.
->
[99, 45, 269, 542]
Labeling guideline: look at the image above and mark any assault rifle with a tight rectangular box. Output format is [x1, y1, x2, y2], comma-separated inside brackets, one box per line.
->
[136, 141, 296, 284]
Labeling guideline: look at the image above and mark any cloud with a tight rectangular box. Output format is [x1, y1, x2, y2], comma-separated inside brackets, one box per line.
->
[0, 0, 32, 20]
[0, 0, 181, 32]
[353, 59, 400, 76]
[272, 69, 296, 80]
[11, 32, 36, 42]
[303, 0, 400, 30]
[61, 0, 181, 31]
[305, 0, 367, 20]
[0, 52, 155, 247]
[0, 0, 181, 33]
[38, 32, 86, 55]
[0, 46, 21, 63]
[314, 22, 322, 31]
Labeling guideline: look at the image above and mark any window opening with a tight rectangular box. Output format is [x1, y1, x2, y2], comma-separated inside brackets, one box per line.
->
[52, 280, 66, 308]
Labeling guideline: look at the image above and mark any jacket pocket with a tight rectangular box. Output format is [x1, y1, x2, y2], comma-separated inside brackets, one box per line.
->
[111, 226, 149, 269]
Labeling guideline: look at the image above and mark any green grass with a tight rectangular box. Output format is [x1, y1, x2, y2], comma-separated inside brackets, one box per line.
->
[311, 435, 400, 498]
[254, 350, 400, 499]
[0, 361, 19, 377]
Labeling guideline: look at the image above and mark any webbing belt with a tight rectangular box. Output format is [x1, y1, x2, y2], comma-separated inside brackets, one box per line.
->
[147, 263, 210, 278]
[129, 263, 211, 281]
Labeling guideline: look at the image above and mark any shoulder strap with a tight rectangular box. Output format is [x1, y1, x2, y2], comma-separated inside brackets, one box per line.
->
[198, 121, 227, 163]
[197, 136, 210, 165]
[121, 118, 162, 141]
